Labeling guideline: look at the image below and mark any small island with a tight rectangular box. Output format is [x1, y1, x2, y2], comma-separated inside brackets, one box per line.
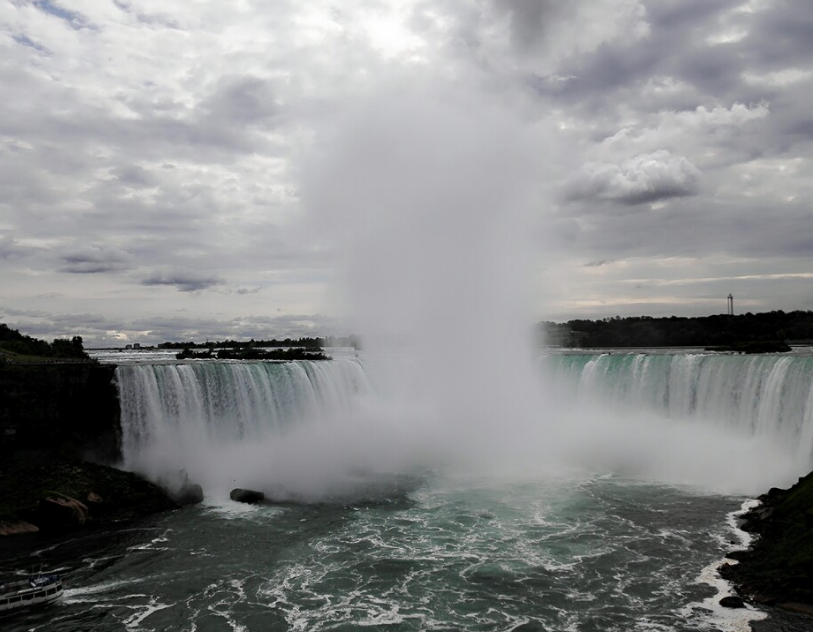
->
[175, 346, 331, 361]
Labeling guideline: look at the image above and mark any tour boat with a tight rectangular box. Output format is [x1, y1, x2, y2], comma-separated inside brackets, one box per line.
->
[0, 573, 63, 614]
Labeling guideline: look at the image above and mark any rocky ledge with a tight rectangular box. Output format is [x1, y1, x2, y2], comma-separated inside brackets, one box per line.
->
[720, 470, 813, 615]
[0, 459, 180, 535]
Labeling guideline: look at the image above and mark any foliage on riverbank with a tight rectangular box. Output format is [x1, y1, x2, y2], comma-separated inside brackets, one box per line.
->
[0, 323, 91, 362]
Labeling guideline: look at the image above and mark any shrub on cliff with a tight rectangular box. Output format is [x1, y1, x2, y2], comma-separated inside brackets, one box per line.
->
[0, 324, 90, 360]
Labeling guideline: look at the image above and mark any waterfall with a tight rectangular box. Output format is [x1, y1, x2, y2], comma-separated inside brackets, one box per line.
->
[114, 352, 813, 496]
[116, 359, 372, 477]
[542, 352, 813, 464]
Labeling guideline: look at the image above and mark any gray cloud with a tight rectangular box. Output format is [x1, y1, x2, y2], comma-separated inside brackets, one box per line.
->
[0, 306, 337, 346]
[111, 165, 157, 188]
[141, 270, 226, 293]
[565, 151, 702, 206]
[0, 235, 33, 260]
[1, 0, 812, 334]
[60, 246, 132, 274]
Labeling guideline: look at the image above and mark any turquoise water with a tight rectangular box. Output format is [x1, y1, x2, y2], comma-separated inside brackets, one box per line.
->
[2, 473, 750, 631]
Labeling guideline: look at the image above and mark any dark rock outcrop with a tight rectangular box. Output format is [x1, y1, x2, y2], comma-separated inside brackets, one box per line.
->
[1, 459, 178, 535]
[0, 520, 39, 536]
[230, 488, 265, 504]
[720, 595, 746, 608]
[0, 363, 186, 536]
[720, 471, 813, 609]
[30, 495, 89, 531]
[174, 483, 204, 505]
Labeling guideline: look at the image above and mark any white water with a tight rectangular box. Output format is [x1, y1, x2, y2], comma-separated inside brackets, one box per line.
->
[116, 351, 813, 498]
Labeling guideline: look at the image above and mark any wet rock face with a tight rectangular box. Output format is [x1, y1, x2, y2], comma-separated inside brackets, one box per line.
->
[174, 483, 204, 505]
[722, 470, 813, 609]
[720, 595, 746, 608]
[0, 364, 121, 465]
[230, 488, 265, 504]
[1, 460, 179, 536]
[30, 496, 89, 531]
[0, 520, 39, 536]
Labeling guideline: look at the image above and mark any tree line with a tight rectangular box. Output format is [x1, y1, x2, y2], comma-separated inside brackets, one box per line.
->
[158, 335, 360, 350]
[0, 323, 90, 360]
[541, 310, 813, 348]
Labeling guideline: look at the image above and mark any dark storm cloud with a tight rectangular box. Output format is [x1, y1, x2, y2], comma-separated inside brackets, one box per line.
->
[141, 271, 225, 293]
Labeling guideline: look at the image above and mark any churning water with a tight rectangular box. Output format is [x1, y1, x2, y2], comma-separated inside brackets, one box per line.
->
[5, 349, 813, 632]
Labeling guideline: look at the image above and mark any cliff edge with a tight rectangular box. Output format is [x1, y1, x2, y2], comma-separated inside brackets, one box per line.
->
[720, 471, 813, 614]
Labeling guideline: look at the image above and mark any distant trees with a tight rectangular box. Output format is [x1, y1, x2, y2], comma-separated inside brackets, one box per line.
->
[0, 324, 90, 360]
[160, 335, 360, 351]
[544, 310, 813, 348]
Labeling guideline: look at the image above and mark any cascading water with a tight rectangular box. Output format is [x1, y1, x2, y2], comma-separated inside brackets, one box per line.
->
[116, 358, 379, 496]
[115, 351, 813, 498]
[543, 351, 813, 463]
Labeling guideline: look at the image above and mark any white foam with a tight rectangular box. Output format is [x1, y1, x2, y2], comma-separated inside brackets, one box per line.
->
[678, 498, 767, 631]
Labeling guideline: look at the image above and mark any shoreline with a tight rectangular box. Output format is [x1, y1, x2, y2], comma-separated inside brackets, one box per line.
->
[719, 471, 813, 628]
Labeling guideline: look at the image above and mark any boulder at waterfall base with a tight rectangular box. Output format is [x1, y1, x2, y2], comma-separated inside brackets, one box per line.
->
[230, 488, 265, 504]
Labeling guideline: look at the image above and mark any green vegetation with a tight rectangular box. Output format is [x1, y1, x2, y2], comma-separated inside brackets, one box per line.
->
[0, 323, 91, 362]
[541, 310, 813, 349]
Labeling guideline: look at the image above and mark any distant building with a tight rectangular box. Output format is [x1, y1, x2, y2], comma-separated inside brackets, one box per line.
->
[133, 343, 141, 349]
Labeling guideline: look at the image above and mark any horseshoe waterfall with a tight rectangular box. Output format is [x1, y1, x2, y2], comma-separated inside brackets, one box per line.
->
[12, 350, 812, 632]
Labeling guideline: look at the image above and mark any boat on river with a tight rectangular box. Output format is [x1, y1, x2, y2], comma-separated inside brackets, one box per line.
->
[0, 573, 63, 614]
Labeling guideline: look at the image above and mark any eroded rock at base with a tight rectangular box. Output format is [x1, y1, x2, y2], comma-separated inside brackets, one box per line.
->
[0, 520, 39, 536]
[230, 488, 265, 504]
[175, 483, 204, 505]
[30, 495, 89, 531]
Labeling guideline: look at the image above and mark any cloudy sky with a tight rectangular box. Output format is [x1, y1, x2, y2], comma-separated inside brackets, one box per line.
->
[1, 0, 812, 345]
